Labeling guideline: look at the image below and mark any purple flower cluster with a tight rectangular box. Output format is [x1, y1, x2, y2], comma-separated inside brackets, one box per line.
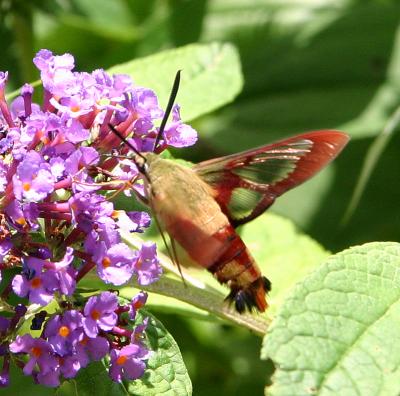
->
[0, 49, 198, 387]
[8, 292, 150, 386]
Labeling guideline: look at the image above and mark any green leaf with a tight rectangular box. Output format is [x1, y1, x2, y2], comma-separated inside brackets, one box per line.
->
[0, 362, 53, 396]
[58, 311, 191, 396]
[108, 42, 243, 121]
[127, 310, 192, 396]
[262, 242, 400, 395]
[57, 361, 125, 396]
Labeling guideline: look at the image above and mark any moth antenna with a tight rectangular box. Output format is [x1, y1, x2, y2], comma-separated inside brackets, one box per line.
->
[154, 70, 181, 150]
[108, 124, 146, 162]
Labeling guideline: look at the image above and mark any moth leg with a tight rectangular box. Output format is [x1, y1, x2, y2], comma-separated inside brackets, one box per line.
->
[170, 236, 186, 286]
[151, 209, 186, 285]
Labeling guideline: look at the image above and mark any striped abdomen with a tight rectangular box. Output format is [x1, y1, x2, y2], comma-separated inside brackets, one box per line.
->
[208, 224, 270, 313]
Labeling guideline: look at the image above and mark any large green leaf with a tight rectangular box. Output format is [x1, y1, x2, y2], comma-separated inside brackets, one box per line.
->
[127, 310, 192, 396]
[262, 242, 400, 395]
[0, 363, 53, 396]
[108, 42, 243, 122]
[57, 362, 125, 396]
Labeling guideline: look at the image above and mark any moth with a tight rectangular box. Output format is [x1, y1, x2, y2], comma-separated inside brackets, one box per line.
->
[110, 72, 349, 313]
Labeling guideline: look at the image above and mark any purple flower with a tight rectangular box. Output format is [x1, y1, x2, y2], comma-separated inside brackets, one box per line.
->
[135, 242, 162, 286]
[0, 71, 8, 91]
[5, 200, 39, 231]
[69, 192, 114, 232]
[0, 135, 13, 155]
[163, 105, 197, 148]
[12, 257, 57, 305]
[127, 211, 151, 232]
[33, 49, 77, 97]
[9, 334, 58, 376]
[114, 210, 151, 233]
[46, 247, 76, 296]
[65, 146, 99, 176]
[126, 88, 163, 121]
[109, 343, 149, 382]
[94, 243, 137, 286]
[58, 351, 87, 378]
[12, 151, 55, 202]
[93, 70, 133, 101]
[76, 333, 109, 361]
[83, 291, 118, 338]
[44, 310, 83, 356]
[84, 218, 120, 255]
[131, 317, 149, 347]
[50, 96, 94, 119]
[10, 94, 34, 119]
[36, 368, 60, 387]
[129, 291, 148, 320]
[0, 240, 12, 266]
[49, 157, 65, 180]
[21, 83, 33, 95]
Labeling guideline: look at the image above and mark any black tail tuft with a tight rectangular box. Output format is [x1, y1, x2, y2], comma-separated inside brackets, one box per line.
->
[226, 276, 271, 314]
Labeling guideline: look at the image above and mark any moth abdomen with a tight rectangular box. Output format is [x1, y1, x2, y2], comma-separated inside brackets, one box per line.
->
[209, 224, 269, 313]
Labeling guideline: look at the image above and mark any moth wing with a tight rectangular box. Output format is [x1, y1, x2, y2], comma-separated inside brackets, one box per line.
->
[193, 130, 349, 227]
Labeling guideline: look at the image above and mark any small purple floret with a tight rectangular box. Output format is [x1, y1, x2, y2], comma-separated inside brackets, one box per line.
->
[83, 291, 118, 338]
[135, 242, 162, 286]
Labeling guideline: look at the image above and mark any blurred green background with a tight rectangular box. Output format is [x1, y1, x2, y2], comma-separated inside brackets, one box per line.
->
[1, 0, 400, 394]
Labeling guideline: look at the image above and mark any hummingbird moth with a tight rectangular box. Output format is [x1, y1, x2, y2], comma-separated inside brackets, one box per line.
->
[110, 72, 349, 313]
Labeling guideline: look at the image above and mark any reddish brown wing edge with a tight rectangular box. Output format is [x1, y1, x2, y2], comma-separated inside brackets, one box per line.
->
[194, 130, 350, 227]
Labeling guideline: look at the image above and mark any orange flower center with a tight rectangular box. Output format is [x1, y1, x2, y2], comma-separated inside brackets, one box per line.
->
[134, 300, 144, 310]
[58, 326, 70, 337]
[91, 309, 100, 320]
[31, 277, 42, 288]
[111, 211, 119, 219]
[102, 257, 111, 268]
[41, 135, 50, 145]
[116, 355, 127, 365]
[15, 217, 26, 226]
[23, 182, 31, 192]
[31, 346, 42, 358]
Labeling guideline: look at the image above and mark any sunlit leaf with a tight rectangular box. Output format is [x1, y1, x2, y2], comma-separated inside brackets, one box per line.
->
[108, 42, 243, 122]
[262, 242, 400, 395]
